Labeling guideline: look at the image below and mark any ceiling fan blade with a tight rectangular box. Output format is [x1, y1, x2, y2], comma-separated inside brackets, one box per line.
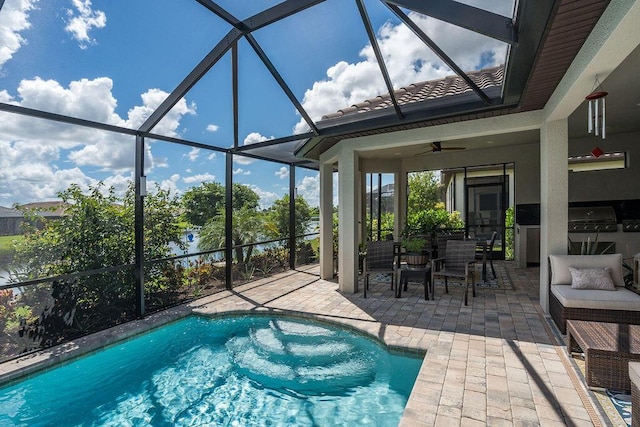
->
[429, 141, 465, 152]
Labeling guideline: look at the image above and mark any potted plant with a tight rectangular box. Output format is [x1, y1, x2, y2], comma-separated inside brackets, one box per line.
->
[403, 235, 429, 269]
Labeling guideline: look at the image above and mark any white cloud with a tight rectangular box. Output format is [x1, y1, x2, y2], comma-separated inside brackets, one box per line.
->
[275, 166, 289, 180]
[0, 77, 196, 205]
[184, 147, 200, 162]
[207, 152, 216, 160]
[149, 173, 181, 195]
[0, 0, 39, 69]
[0, 147, 97, 205]
[182, 173, 215, 184]
[206, 124, 219, 132]
[234, 132, 274, 165]
[125, 88, 196, 135]
[248, 185, 279, 210]
[65, 0, 106, 49]
[233, 168, 250, 176]
[294, 12, 507, 133]
[296, 175, 319, 207]
[101, 173, 133, 197]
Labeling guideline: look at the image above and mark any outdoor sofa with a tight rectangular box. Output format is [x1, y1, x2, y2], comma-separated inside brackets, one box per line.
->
[549, 254, 640, 334]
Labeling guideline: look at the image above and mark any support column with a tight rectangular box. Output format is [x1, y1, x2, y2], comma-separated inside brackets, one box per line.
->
[319, 160, 334, 279]
[540, 119, 568, 312]
[395, 170, 406, 240]
[338, 148, 359, 294]
[289, 164, 296, 269]
[134, 135, 145, 318]
[225, 152, 233, 289]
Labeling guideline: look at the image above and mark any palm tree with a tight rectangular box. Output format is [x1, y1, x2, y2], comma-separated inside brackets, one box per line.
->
[198, 208, 264, 265]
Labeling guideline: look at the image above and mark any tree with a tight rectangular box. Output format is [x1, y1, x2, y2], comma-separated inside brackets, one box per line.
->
[10, 182, 185, 347]
[182, 182, 260, 227]
[407, 171, 442, 215]
[265, 195, 312, 242]
[198, 207, 264, 265]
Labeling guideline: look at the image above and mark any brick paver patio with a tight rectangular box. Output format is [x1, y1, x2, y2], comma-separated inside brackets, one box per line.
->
[0, 261, 608, 426]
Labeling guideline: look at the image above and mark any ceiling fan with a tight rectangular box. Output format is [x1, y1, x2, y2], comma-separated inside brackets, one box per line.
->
[419, 141, 466, 154]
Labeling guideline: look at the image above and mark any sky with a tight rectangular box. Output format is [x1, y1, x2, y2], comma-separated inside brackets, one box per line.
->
[0, 0, 513, 210]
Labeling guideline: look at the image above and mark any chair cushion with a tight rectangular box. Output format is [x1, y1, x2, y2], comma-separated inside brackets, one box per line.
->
[549, 254, 624, 287]
[569, 266, 616, 290]
[551, 284, 640, 310]
[629, 362, 640, 389]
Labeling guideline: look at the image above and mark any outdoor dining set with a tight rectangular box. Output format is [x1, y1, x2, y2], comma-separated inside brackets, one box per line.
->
[361, 231, 498, 305]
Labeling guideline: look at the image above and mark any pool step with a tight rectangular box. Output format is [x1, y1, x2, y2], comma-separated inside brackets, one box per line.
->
[225, 320, 376, 395]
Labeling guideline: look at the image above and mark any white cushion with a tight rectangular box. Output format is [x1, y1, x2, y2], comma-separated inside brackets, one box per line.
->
[549, 254, 624, 287]
[629, 362, 640, 389]
[551, 284, 640, 310]
[569, 266, 616, 290]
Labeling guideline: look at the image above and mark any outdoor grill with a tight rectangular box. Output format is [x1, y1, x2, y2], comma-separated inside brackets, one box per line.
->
[568, 206, 618, 232]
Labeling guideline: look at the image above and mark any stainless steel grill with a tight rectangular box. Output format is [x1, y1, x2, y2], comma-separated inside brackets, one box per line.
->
[568, 206, 617, 232]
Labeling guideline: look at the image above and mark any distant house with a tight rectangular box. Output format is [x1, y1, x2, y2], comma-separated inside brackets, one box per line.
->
[0, 202, 67, 236]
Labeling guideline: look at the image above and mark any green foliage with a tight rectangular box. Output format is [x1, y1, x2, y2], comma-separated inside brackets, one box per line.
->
[368, 212, 395, 241]
[407, 171, 442, 214]
[198, 207, 264, 265]
[402, 235, 428, 253]
[251, 247, 289, 276]
[8, 182, 185, 351]
[405, 202, 464, 235]
[296, 241, 317, 265]
[181, 182, 259, 227]
[264, 194, 312, 244]
[504, 206, 515, 260]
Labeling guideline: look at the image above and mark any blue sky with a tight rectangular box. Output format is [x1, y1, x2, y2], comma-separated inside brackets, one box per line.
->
[0, 0, 512, 209]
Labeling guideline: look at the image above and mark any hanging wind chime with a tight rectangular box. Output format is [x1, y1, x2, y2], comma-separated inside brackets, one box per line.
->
[586, 77, 608, 140]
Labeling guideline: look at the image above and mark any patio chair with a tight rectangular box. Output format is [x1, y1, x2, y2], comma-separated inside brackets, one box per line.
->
[436, 231, 465, 259]
[487, 231, 498, 279]
[431, 240, 477, 305]
[362, 240, 397, 298]
[475, 231, 498, 280]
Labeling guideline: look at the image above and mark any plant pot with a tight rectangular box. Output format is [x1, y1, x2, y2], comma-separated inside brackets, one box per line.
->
[406, 252, 429, 270]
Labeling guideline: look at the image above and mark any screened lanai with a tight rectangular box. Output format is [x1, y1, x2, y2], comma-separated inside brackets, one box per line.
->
[2, 0, 640, 363]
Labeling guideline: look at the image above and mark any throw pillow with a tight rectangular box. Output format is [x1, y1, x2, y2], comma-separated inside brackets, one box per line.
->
[569, 266, 616, 290]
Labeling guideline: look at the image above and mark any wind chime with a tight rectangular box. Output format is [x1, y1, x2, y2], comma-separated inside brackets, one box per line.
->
[586, 77, 608, 157]
[585, 77, 609, 139]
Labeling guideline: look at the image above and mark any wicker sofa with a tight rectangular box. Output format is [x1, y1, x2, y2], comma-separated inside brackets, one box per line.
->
[630, 362, 640, 426]
[549, 254, 640, 334]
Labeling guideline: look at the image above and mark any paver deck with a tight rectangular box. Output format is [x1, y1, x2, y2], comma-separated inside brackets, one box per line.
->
[0, 261, 608, 426]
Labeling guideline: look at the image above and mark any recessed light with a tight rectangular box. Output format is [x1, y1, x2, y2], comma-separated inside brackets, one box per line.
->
[394, 152, 401, 155]
[486, 140, 494, 144]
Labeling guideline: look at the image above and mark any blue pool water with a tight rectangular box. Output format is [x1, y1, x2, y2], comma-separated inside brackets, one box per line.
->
[0, 315, 422, 426]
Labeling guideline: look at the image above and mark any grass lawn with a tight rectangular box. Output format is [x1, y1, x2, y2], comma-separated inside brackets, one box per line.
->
[0, 235, 21, 266]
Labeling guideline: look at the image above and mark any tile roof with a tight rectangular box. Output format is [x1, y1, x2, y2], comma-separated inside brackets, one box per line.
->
[322, 65, 504, 120]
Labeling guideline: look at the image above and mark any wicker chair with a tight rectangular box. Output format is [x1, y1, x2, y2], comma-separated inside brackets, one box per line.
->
[362, 240, 397, 298]
[476, 231, 498, 280]
[436, 231, 465, 259]
[431, 240, 477, 305]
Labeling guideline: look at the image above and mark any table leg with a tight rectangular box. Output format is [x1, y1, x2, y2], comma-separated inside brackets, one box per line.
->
[424, 270, 430, 300]
[396, 276, 403, 298]
[482, 244, 487, 282]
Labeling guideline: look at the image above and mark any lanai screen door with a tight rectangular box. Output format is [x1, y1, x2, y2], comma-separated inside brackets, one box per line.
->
[465, 174, 508, 260]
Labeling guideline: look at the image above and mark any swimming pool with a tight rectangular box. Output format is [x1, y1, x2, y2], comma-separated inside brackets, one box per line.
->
[0, 315, 422, 426]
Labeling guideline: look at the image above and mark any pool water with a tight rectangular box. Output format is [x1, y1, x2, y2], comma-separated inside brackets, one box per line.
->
[0, 315, 422, 426]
